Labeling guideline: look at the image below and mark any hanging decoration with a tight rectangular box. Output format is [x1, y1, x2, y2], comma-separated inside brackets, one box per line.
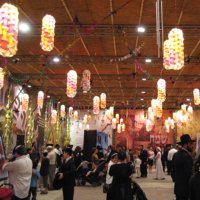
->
[151, 99, 157, 116]
[69, 107, 73, 117]
[112, 118, 117, 129]
[41, 14, 56, 51]
[109, 106, 114, 118]
[67, 70, 77, 98]
[0, 67, 4, 89]
[82, 70, 91, 93]
[115, 113, 119, 123]
[37, 91, 44, 109]
[156, 99, 162, 118]
[120, 118, 123, 124]
[164, 117, 175, 133]
[93, 96, 100, 115]
[86, 124, 90, 130]
[146, 119, 153, 132]
[157, 79, 166, 102]
[148, 107, 155, 122]
[117, 124, 121, 133]
[193, 88, 200, 105]
[60, 105, 65, 118]
[51, 109, 57, 124]
[73, 110, 78, 121]
[21, 93, 29, 112]
[121, 123, 125, 132]
[105, 109, 112, 123]
[164, 28, 184, 70]
[0, 3, 19, 57]
[100, 93, 106, 109]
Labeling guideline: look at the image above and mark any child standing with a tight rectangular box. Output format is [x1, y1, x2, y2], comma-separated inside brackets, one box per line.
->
[28, 161, 40, 200]
[134, 155, 142, 178]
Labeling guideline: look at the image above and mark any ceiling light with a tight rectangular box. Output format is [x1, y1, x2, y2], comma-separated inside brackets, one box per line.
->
[186, 98, 190, 101]
[27, 85, 31, 88]
[47, 95, 50, 98]
[53, 56, 60, 63]
[137, 26, 146, 33]
[141, 91, 146, 94]
[140, 98, 144, 101]
[142, 78, 147, 81]
[145, 58, 152, 63]
[19, 22, 30, 33]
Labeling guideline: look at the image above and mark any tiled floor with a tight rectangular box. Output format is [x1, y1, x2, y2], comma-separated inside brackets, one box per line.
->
[37, 170, 174, 200]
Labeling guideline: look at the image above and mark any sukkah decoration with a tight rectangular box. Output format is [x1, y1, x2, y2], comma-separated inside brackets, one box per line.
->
[117, 124, 121, 133]
[67, 70, 77, 98]
[37, 91, 44, 109]
[21, 93, 29, 112]
[164, 117, 175, 133]
[100, 93, 106, 109]
[193, 88, 200, 105]
[157, 79, 166, 102]
[73, 110, 78, 121]
[121, 123, 125, 132]
[69, 107, 73, 117]
[151, 99, 157, 116]
[93, 96, 100, 115]
[41, 14, 56, 51]
[163, 28, 184, 70]
[112, 118, 117, 129]
[82, 70, 91, 93]
[0, 67, 4, 89]
[148, 107, 155, 122]
[51, 109, 57, 124]
[0, 3, 19, 57]
[105, 109, 112, 123]
[156, 99, 162, 118]
[115, 113, 119, 123]
[60, 105, 65, 118]
[181, 104, 187, 113]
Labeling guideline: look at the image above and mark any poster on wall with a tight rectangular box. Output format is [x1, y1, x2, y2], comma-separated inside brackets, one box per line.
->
[0, 133, 8, 180]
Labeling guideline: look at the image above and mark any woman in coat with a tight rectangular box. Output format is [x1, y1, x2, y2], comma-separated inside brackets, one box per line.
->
[155, 147, 165, 180]
[109, 151, 133, 200]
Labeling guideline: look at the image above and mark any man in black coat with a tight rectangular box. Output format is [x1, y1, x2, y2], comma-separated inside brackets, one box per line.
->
[58, 147, 76, 200]
[172, 134, 194, 200]
[139, 145, 148, 177]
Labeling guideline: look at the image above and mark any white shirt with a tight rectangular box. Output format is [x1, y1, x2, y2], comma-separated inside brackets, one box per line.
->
[134, 158, 142, 168]
[167, 148, 177, 161]
[47, 150, 56, 165]
[106, 160, 115, 184]
[3, 155, 32, 198]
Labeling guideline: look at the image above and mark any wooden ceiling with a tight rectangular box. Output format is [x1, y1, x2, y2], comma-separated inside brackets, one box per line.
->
[2, 0, 200, 109]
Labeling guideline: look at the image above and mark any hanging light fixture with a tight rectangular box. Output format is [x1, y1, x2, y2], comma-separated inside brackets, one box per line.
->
[51, 109, 57, 124]
[60, 105, 65, 118]
[21, 93, 29, 112]
[112, 118, 117, 129]
[100, 93, 106, 109]
[157, 79, 166, 102]
[68, 107, 73, 117]
[156, 99, 162, 118]
[40, 14, 55, 51]
[151, 99, 157, 116]
[148, 107, 154, 122]
[105, 109, 112, 123]
[193, 88, 200, 105]
[0, 3, 19, 57]
[82, 70, 91, 93]
[73, 111, 78, 121]
[37, 91, 44, 109]
[67, 70, 77, 98]
[93, 96, 100, 115]
[163, 40, 171, 69]
[146, 119, 153, 132]
[0, 68, 4, 89]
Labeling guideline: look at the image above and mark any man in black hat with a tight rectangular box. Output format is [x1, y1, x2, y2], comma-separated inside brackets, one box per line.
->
[172, 134, 194, 200]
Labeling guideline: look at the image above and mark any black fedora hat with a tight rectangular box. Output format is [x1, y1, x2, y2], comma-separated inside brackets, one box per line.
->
[178, 134, 195, 145]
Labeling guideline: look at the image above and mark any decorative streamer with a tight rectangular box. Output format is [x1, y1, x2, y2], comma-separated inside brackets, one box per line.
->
[67, 70, 77, 98]
[100, 93, 106, 109]
[82, 70, 91, 93]
[41, 14, 56, 51]
[157, 79, 166, 102]
[21, 93, 29, 112]
[0, 3, 19, 57]
[193, 88, 200, 105]
[60, 104, 65, 118]
[37, 91, 44, 109]
[0, 67, 4, 89]
[93, 96, 100, 115]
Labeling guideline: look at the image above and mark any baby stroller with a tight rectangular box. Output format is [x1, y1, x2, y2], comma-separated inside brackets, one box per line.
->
[76, 161, 91, 186]
[0, 183, 13, 200]
[131, 181, 148, 200]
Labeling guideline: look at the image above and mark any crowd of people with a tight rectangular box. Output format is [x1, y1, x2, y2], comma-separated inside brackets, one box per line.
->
[1, 133, 200, 200]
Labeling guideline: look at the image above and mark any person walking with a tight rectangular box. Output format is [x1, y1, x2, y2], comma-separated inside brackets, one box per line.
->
[172, 134, 194, 200]
[155, 147, 165, 180]
[3, 145, 32, 200]
[109, 151, 133, 200]
[139, 145, 148, 177]
[58, 147, 76, 200]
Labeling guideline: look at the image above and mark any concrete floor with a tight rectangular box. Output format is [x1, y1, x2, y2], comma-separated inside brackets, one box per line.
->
[37, 170, 174, 200]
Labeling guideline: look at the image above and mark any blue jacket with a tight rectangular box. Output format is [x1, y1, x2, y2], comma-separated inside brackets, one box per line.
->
[30, 169, 40, 187]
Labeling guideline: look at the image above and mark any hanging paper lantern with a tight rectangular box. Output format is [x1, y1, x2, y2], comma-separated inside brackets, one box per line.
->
[156, 99, 162, 118]
[21, 93, 29, 111]
[146, 119, 153, 132]
[157, 79, 166, 102]
[115, 114, 119, 123]
[0, 3, 19, 57]
[117, 124, 121, 133]
[121, 123, 125, 132]
[93, 96, 100, 115]
[109, 106, 114, 118]
[181, 104, 187, 113]
[105, 109, 112, 123]
[40, 15, 55, 51]
[164, 28, 184, 70]
[151, 99, 157, 116]
[51, 109, 57, 124]
[193, 89, 200, 105]
[163, 40, 171, 69]
[0, 68, 4, 89]
[82, 70, 91, 93]
[67, 70, 77, 98]
[68, 107, 73, 117]
[37, 91, 44, 109]
[100, 93, 106, 109]
[148, 107, 154, 122]
[120, 118, 123, 124]
[73, 111, 78, 121]
[60, 105, 65, 118]
[112, 118, 117, 129]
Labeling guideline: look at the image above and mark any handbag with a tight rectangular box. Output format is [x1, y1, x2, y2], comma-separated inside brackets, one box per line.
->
[53, 172, 64, 190]
[0, 183, 13, 200]
[103, 183, 111, 193]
